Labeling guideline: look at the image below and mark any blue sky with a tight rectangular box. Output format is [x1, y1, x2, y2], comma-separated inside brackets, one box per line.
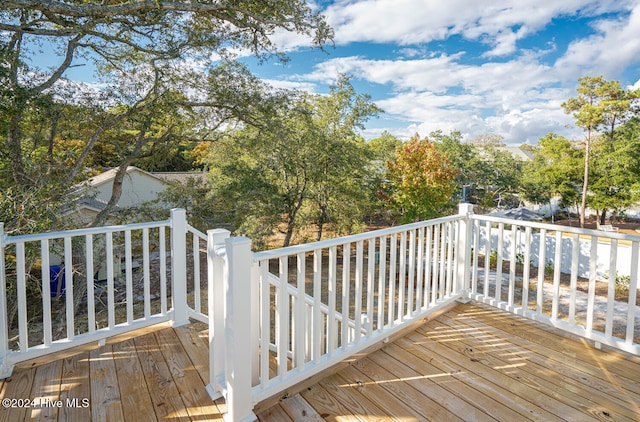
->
[238, 0, 640, 145]
[39, 0, 640, 146]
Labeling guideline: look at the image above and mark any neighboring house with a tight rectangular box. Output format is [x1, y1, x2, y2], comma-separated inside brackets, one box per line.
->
[66, 166, 207, 224]
[497, 145, 534, 161]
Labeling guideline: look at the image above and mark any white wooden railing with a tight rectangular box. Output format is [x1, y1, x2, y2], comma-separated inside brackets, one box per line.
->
[206, 204, 474, 421]
[0, 208, 207, 378]
[207, 204, 640, 421]
[3, 204, 640, 421]
[469, 214, 640, 356]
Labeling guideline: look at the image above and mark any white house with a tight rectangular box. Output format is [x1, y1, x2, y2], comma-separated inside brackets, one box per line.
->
[66, 166, 207, 224]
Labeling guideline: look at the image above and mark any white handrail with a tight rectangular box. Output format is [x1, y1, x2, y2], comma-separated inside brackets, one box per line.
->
[0, 209, 203, 377]
[246, 212, 467, 409]
[253, 214, 462, 260]
[2, 219, 171, 244]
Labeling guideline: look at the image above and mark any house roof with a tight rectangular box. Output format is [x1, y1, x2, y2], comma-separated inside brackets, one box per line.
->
[83, 166, 166, 188]
[153, 172, 209, 185]
[75, 195, 112, 212]
[498, 146, 534, 161]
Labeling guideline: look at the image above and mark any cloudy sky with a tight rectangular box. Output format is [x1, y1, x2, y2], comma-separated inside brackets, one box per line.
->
[242, 0, 640, 145]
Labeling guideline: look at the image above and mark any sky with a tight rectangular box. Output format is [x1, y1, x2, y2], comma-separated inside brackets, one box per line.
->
[237, 0, 640, 145]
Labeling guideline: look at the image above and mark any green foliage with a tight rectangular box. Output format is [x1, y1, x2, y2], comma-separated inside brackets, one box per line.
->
[304, 75, 381, 240]
[201, 76, 380, 247]
[604, 271, 631, 293]
[522, 133, 583, 209]
[562, 75, 640, 226]
[432, 131, 523, 208]
[589, 117, 640, 217]
[363, 131, 403, 222]
[386, 134, 458, 222]
[489, 250, 498, 267]
[544, 260, 555, 276]
[0, 1, 332, 233]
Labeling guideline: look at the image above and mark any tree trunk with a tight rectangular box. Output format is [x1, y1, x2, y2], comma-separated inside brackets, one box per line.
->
[316, 205, 328, 242]
[579, 135, 590, 228]
[316, 223, 324, 242]
[89, 160, 134, 227]
[600, 210, 607, 226]
[7, 113, 27, 186]
[283, 221, 295, 247]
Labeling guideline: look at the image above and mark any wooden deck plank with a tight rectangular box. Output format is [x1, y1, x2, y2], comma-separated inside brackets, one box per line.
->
[301, 383, 360, 422]
[379, 338, 528, 422]
[0, 367, 36, 422]
[256, 402, 294, 421]
[421, 321, 624, 418]
[112, 338, 158, 422]
[173, 322, 209, 383]
[133, 332, 191, 421]
[453, 303, 640, 402]
[458, 303, 640, 379]
[279, 394, 325, 422]
[309, 373, 393, 421]
[154, 327, 217, 420]
[58, 352, 91, 422]
[169, 323, 228, 420]
[366, 345, 498, 422]
[331, 364, 424, 421]
[28, 359, 63, 421]
[349, 356, 463, 422]
[89, 345, 125, 422]
[403, 327, 593, 421]
[3, 304, 640, 421]
[432, 310, 640, 420]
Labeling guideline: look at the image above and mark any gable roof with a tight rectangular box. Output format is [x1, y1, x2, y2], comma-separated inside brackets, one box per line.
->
[82, 166, 167, 189]
[498, 146, 534, 161]
[153, 172, 209, 185]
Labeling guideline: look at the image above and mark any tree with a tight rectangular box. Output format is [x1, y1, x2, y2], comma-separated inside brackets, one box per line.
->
[306, 75, 380, 240]
[434, 131, 522, 208]
[521, 133, 583, 219]
[562, 76, 640, 227]
[589, 117, 640, 223]
[203, 78, 379, 247]
[0, 1, 332, 233]
[386, 134, 458, 222]
[364, 131, 403, 222]
[204, 99, 317, 247]
[432, 129, 475, 205]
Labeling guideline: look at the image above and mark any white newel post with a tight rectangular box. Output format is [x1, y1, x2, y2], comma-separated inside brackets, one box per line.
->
[206, 228, 230, 400]
[456, 203, 474, 301]
[170, 208, 189, 326]
[0, 222, 11, 378]
[223, 236, 257, 422]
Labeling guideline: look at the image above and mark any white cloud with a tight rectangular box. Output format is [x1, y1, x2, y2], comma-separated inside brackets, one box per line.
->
[293, 48, 588, 143]
[323, 0, 633, 53]
[261, 78, 319, 92]
[264, 1, 640, 144]
[554, 2, 640, 79]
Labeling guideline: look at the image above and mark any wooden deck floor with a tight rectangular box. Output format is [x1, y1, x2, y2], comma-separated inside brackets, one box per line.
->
[0, 321, 225, 421]
[2, 302, 640, 421]
[269, 302, 640, 422]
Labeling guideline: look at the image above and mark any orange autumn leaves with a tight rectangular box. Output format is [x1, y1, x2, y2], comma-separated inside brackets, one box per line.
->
[386, 134, 458, 222]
